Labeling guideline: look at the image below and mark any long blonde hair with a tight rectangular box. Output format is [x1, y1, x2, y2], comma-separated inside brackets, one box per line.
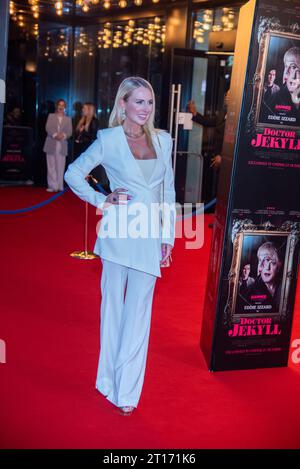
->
[109, 76, 158, 143]
[76, 103, 96, 132]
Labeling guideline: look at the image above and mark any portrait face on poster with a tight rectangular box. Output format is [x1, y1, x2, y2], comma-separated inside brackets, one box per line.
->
[225, 223, 299, 323]
[234, 233, 287, 317]
[255, 31, 300, 130]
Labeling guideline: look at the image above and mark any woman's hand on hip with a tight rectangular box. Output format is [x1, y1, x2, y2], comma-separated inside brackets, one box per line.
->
[104, 188, 133, 208]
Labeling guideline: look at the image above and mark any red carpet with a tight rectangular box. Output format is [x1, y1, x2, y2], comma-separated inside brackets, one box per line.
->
[0, 187, 300, 449]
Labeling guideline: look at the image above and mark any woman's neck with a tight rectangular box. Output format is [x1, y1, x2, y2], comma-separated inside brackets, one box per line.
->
[122, 119, 143, 138]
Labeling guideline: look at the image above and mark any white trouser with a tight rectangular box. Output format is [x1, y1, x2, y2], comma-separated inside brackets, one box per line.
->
[95, 258, 157, 408]
[46, 152, 66, 191]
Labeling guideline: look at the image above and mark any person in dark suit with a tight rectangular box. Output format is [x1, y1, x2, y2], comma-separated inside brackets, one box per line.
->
[236, 263, 255, 313]
[187, 89, 229, 225]
[238, 264, 255, 295]
[263, 69, 280, 104]
[187, 90, 229, 171]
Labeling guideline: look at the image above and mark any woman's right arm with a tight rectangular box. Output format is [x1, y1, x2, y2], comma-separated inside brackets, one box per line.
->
[192, 112, 218, 127]
[64, 130, 107, 211]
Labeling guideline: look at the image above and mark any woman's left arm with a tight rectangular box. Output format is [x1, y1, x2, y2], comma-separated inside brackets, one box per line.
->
[161, 133, 176, 250]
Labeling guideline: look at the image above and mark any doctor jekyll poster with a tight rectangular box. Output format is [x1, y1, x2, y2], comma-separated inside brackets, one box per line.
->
[256, 31, 300, 129]
[201, 0, 300, 371]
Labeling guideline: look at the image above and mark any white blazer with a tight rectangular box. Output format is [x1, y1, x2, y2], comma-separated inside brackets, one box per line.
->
[64, 125, 176, 277]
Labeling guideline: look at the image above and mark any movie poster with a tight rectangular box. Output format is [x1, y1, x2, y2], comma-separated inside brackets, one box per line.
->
[202, 0, 300, 371]
[257, 32, 300, 129]
[232, 229, 291, 317]
[224, 221, 299, 340]
[0, 125, 33, 178]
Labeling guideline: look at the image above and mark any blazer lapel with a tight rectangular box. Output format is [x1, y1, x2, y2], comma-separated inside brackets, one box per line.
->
[54, 113, 60, 132]
[118, 125, 165, 187]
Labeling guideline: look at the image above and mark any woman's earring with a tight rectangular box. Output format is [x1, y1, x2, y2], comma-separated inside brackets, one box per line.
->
[121, 108, 126, 121]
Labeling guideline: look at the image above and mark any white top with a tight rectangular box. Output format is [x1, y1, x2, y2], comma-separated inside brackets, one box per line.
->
[56, 115, 64, 156]
[136, 158, 157, 183]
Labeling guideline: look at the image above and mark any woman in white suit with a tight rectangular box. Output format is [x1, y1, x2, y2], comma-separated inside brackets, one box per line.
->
[64, 77, 176, 416]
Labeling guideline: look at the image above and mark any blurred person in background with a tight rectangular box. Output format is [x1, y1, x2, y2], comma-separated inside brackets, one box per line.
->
[43, 99, 72, 192]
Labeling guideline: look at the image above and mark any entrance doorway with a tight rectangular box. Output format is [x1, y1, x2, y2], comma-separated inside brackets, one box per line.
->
[169, 48, 234, 205]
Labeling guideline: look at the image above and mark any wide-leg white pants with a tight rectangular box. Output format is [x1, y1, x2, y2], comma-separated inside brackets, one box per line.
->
[95, 258, 157, 408]
[46, 153, 66, 191]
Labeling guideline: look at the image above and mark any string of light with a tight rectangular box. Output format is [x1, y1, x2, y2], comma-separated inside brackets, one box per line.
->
[76, 0, 161, 13]
[193, 7, 237, 44]
[9, 1, 164, 36]
[41, 16, 165, 61]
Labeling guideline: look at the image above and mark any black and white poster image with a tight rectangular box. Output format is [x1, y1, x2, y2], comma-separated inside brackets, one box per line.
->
[226, 221, 300, 325]
[256, 31, 300, 129]
[235, 234, 288, 316]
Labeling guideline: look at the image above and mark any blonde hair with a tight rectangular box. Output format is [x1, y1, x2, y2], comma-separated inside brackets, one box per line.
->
[76, 102, 96, 132]
[109, 76, 158, 143]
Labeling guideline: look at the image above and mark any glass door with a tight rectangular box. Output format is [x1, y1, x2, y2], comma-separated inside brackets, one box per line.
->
[169, 48, 233, 206]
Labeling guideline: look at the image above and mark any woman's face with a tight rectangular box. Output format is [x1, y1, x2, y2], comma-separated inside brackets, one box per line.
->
[82, 104, 89, 117]
[56, 101, 66, 114]
[122, 86, 153, 126]
[257, 247, 281, 285]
